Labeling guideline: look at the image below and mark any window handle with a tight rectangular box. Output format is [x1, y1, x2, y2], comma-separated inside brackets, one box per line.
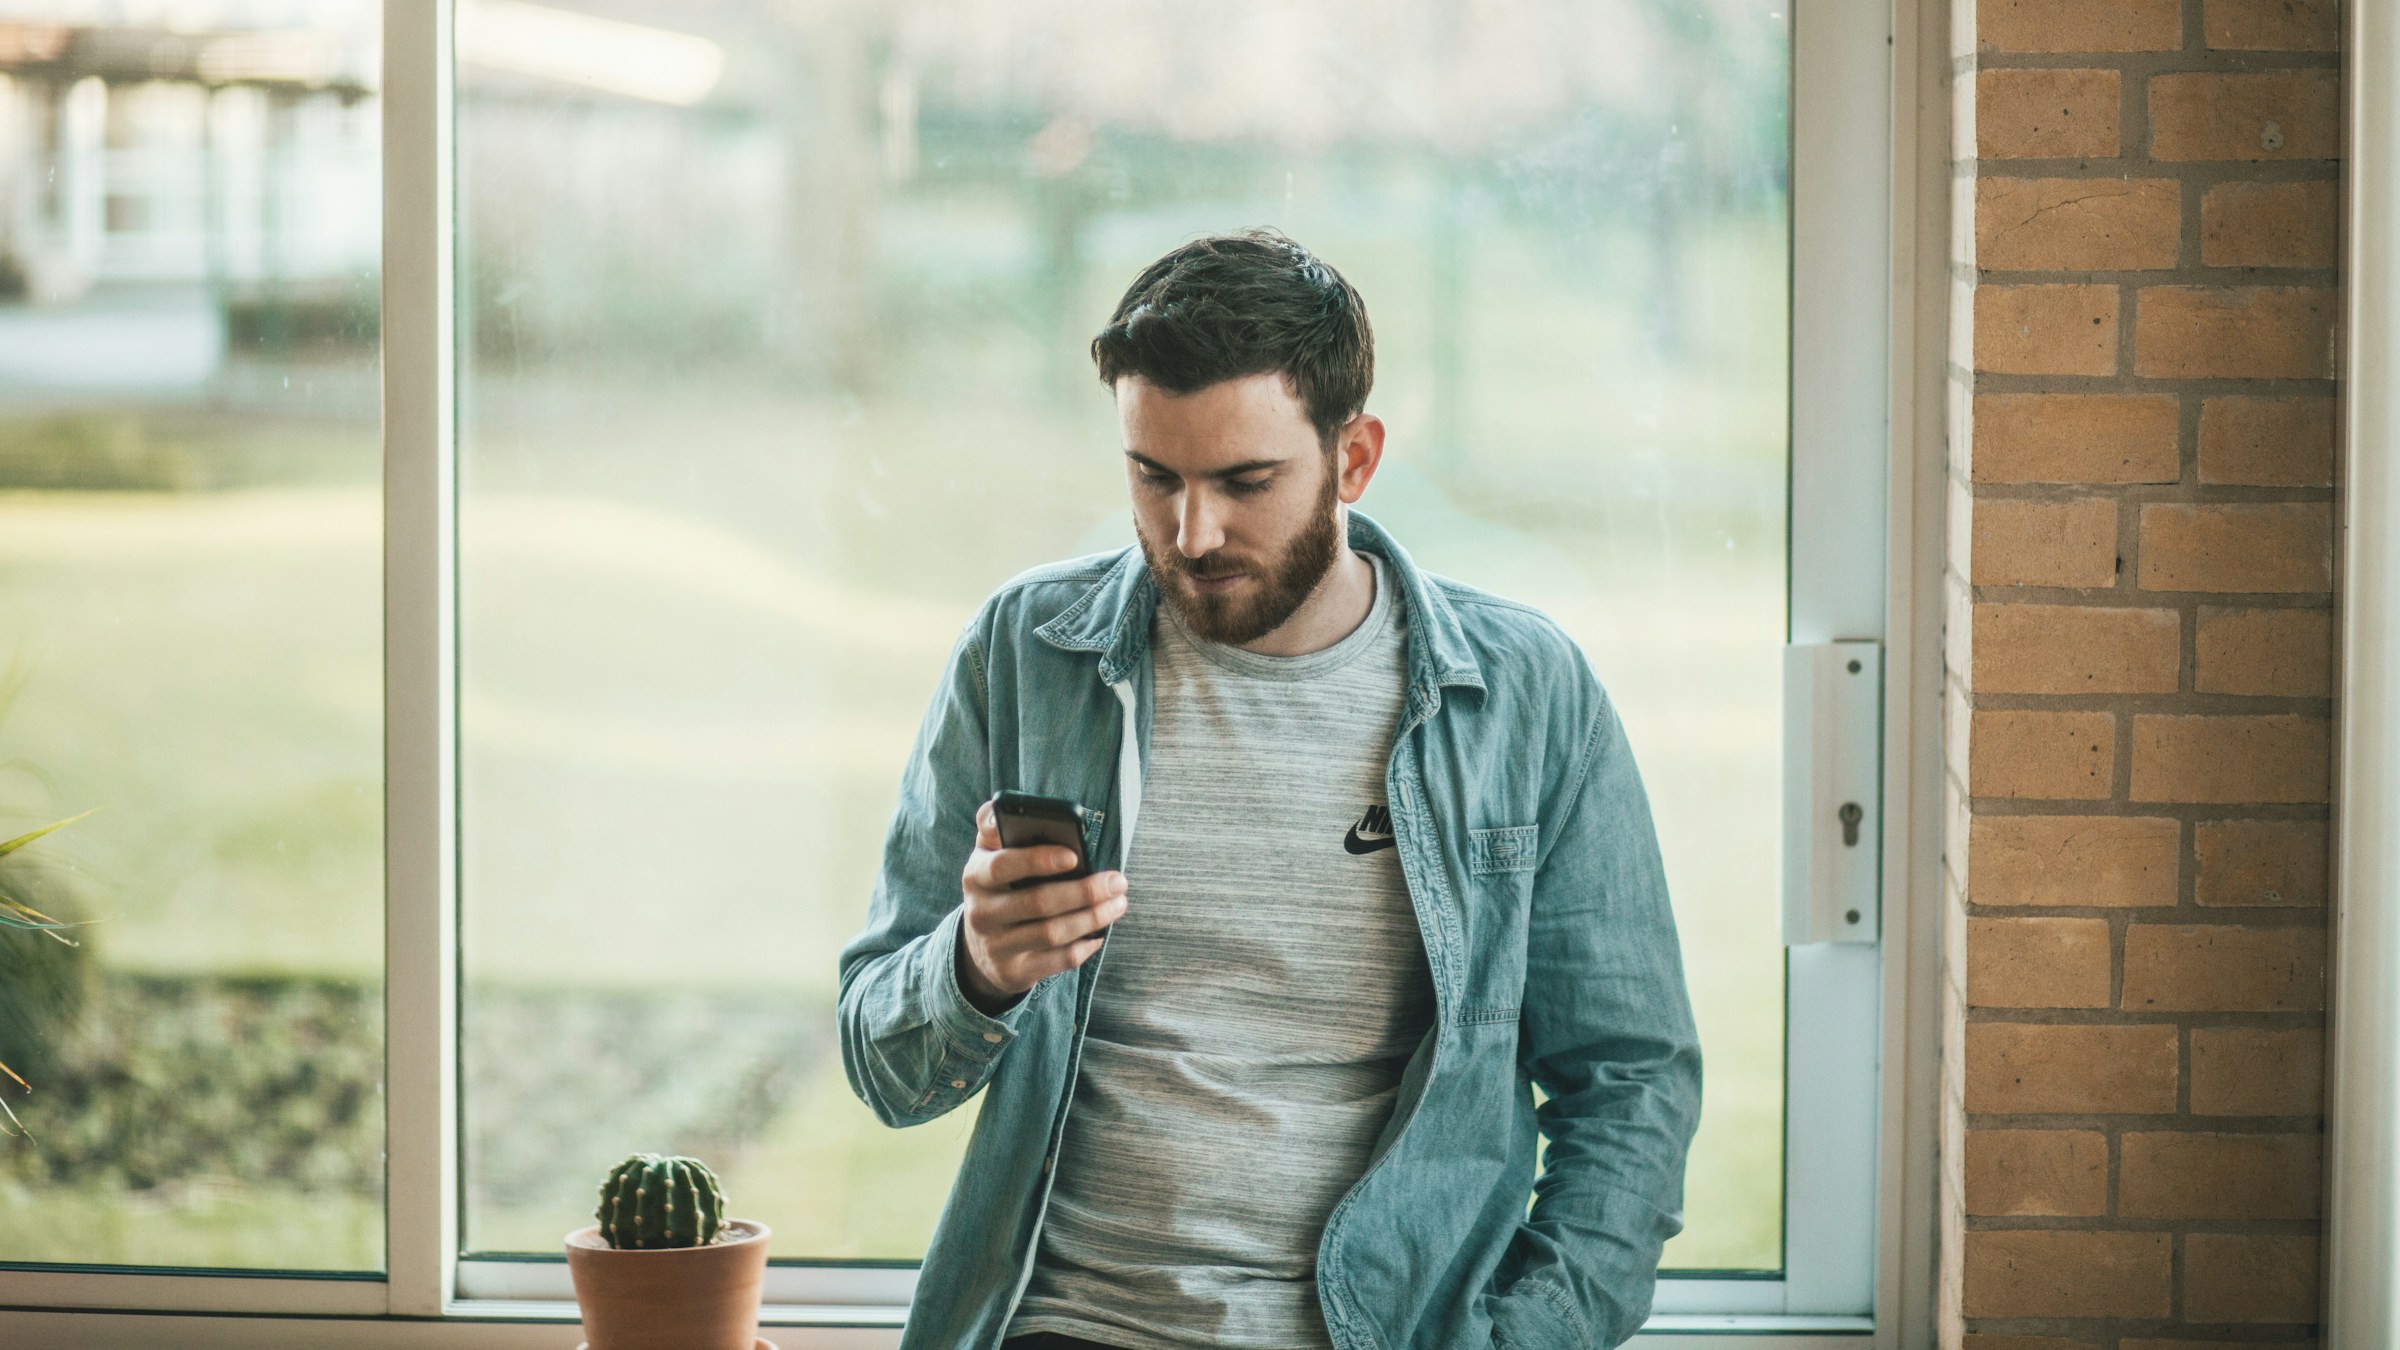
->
[1782, 641, 1882, 946]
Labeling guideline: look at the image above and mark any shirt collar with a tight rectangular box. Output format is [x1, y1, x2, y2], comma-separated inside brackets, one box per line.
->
[1033, 508, 1487, 711]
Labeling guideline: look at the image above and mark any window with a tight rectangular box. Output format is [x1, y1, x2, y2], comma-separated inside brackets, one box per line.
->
[0, 2, 386, 1278]
[1, 0, 1914, 1340]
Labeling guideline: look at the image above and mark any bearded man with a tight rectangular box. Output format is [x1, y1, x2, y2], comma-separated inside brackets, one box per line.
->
[838, 230, 1703, 1350]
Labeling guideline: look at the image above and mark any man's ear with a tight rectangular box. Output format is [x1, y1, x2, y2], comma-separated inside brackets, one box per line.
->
[1334, 413, 1385, 504]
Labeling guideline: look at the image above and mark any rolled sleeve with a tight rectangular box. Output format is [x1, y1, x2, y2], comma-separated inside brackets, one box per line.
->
[924, 903, 1036, 1058]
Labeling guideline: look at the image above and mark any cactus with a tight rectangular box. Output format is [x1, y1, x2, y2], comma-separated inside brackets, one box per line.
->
[595, 1152, 727, 1249]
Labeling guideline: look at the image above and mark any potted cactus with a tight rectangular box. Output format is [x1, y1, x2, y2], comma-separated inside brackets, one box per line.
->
[564, 1152, 774, 1350]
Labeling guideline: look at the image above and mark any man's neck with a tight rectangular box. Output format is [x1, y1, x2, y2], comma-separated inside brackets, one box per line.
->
[1232, 541, 1377, 658]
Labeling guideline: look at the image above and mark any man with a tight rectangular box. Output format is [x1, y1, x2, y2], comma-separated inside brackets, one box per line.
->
[837, 230, 1702, 1350]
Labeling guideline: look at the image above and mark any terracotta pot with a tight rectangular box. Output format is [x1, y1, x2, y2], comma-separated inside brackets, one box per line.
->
[564, 1220, 772, 1350]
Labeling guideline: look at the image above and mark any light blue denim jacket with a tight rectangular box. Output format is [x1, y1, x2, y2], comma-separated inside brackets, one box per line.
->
[837, 510, 1703, 1350]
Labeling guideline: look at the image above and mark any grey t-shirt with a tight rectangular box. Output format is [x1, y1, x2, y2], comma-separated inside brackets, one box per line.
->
[1005, 550, 1437, 1350]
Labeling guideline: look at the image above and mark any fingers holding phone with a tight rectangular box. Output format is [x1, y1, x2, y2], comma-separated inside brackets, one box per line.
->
[958, 795, 1125, 1014]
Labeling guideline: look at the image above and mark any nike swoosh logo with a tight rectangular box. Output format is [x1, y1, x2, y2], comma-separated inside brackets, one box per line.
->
[1344, 825, 1396, 855]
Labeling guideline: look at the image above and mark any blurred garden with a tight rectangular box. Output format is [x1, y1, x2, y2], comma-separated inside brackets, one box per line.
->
[0, 0, 1791, 1278]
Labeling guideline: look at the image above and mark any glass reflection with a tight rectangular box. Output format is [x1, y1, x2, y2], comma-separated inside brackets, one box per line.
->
[459, 0, 1786, 1271]
[0, 5, 383, 1270]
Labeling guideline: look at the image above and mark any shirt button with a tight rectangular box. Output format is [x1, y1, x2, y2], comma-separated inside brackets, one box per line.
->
[949, 1078, 967, 1089]
[983, 1031, 1004, 1043]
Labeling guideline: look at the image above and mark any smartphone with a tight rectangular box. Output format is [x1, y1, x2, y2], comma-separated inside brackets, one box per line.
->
[991, 790, 1110, 939]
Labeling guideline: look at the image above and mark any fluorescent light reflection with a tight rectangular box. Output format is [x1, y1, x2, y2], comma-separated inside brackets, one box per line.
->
[456, 0, 724, 107]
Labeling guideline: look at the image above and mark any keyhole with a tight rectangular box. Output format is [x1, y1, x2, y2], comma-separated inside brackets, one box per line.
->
[1838, 802, 1863, 847]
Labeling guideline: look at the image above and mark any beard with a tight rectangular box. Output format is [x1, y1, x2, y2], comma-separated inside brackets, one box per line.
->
[1137, 460, 1342, 647]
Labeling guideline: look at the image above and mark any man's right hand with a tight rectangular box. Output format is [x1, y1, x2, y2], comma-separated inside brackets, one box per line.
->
[955, 797, 1128, 1015]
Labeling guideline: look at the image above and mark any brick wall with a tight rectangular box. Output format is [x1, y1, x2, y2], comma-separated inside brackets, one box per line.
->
[1939, 2, 2341, 1347]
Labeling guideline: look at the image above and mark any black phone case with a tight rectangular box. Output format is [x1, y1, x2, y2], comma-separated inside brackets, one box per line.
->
[992, 791, 1108, 937]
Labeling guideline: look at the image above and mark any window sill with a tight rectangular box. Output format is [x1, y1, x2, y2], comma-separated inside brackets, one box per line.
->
[1, 1304, 1873, 1349]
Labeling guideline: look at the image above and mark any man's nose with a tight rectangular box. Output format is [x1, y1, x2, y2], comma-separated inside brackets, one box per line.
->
[1176, 490, 1226, 559]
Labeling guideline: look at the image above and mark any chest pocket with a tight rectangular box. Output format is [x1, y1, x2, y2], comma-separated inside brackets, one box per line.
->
[1468, 824, 1539, 876]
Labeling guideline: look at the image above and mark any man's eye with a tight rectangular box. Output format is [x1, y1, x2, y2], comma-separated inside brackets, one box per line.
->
[1139, 471, 1178, 490]
[1227, 478, 1271, 495]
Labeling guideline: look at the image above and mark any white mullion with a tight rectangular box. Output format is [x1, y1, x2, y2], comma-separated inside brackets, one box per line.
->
[1781, 0, 1891, 1318]
[383, 0, 460, 1319]
[2329, 0, 2400, 1342]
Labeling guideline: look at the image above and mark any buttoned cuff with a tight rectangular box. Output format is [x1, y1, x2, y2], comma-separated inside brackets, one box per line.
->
[926, 904, 1033, 1058]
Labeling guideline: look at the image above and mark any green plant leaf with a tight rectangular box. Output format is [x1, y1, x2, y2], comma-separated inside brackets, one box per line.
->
[0, 1053, 27, 1138]
[0, 807, 97, 860]
[0, 896, 85, 942]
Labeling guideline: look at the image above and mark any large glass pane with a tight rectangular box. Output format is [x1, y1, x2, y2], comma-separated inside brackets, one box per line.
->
[0, 4, 384, 1269]
[460, 0, 1786, 1271]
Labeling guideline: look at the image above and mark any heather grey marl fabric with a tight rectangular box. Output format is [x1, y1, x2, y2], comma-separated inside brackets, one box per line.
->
[1004, 549, 1436, 1350]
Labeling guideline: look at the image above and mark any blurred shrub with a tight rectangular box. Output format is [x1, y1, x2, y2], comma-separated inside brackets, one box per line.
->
[0, 917, 90, 1093]
[2, 976, 813, 1224]
[0, 415, 201, 492]
[465, 986, 816, 1230]
[0, 975, 382, 1194]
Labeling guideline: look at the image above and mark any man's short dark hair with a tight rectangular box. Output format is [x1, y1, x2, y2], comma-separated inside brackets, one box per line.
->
[1091, 230, 1373, 449]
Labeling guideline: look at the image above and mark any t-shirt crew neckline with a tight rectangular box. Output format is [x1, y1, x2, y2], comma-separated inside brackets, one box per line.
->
[1160, 549, 1396, 683]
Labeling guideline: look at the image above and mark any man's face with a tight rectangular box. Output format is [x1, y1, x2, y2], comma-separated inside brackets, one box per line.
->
[1117, 372, 1346, 647]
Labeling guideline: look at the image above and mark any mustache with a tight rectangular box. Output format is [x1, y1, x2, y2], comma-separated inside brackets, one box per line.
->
[1166, 555, 1247, 580]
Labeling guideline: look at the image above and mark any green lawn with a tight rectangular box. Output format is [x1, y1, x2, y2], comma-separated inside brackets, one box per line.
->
[0, 213, 1791, 1275]
[0, 468, 1782, 1273]
[0, 1179, 381, 1272]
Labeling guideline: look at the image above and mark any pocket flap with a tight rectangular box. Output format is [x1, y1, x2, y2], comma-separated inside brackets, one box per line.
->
[1468, 824, 1539, 875]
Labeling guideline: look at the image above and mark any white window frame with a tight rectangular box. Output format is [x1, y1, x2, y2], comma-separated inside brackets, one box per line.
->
[0, 0, 1947, 1344]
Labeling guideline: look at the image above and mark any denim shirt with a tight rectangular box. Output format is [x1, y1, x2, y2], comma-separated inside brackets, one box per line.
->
[836, 509, 1704, 1350]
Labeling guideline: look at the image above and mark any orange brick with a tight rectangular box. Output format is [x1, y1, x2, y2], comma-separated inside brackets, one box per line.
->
[1965, 1022, 2179, 1113]
[1980, 0, 2182, 51]
[1972, 393, 2179, 484]
[2121, 923, 2326, 1011]
[1978, 69, 2123, 160]
[1963, 1128, 2107, 1215]
[1978, 284, 2120, 374]
[2204, 0, 2341, 50]
[1973, 603, 2178, 694]
[2202, 180, 2340, 268]
[2138, 502, 2333, 593]
[1976, 178, 2180, 271]
[2196, 606, 2332, 696]
[1961, 1229, 2172, 1319]
[2133, 287, 2338, 378]
[2132, 714, 2330, 803]
[2150, 71, 2343, 161]
[1970, 815, 2180, 906]
[2184, 1233, 2320, 1322]
[1972, 497, 2120, 587]
[2191, 1026, 2325, 1115]
[2197, 819, 2329, 906]
[1972, 710, 2115, 800]
[2120, 1131, 2322, 1219]
[1968, 916, 2114, 1008]
[2200, 396, 2337, 486]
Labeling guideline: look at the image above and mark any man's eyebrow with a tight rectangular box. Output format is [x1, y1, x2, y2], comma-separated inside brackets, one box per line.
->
[1123, 451, 1286, 479]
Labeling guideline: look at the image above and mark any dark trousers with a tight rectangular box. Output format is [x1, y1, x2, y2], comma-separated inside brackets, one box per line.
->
[1002, 1334, 1147, 1350]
